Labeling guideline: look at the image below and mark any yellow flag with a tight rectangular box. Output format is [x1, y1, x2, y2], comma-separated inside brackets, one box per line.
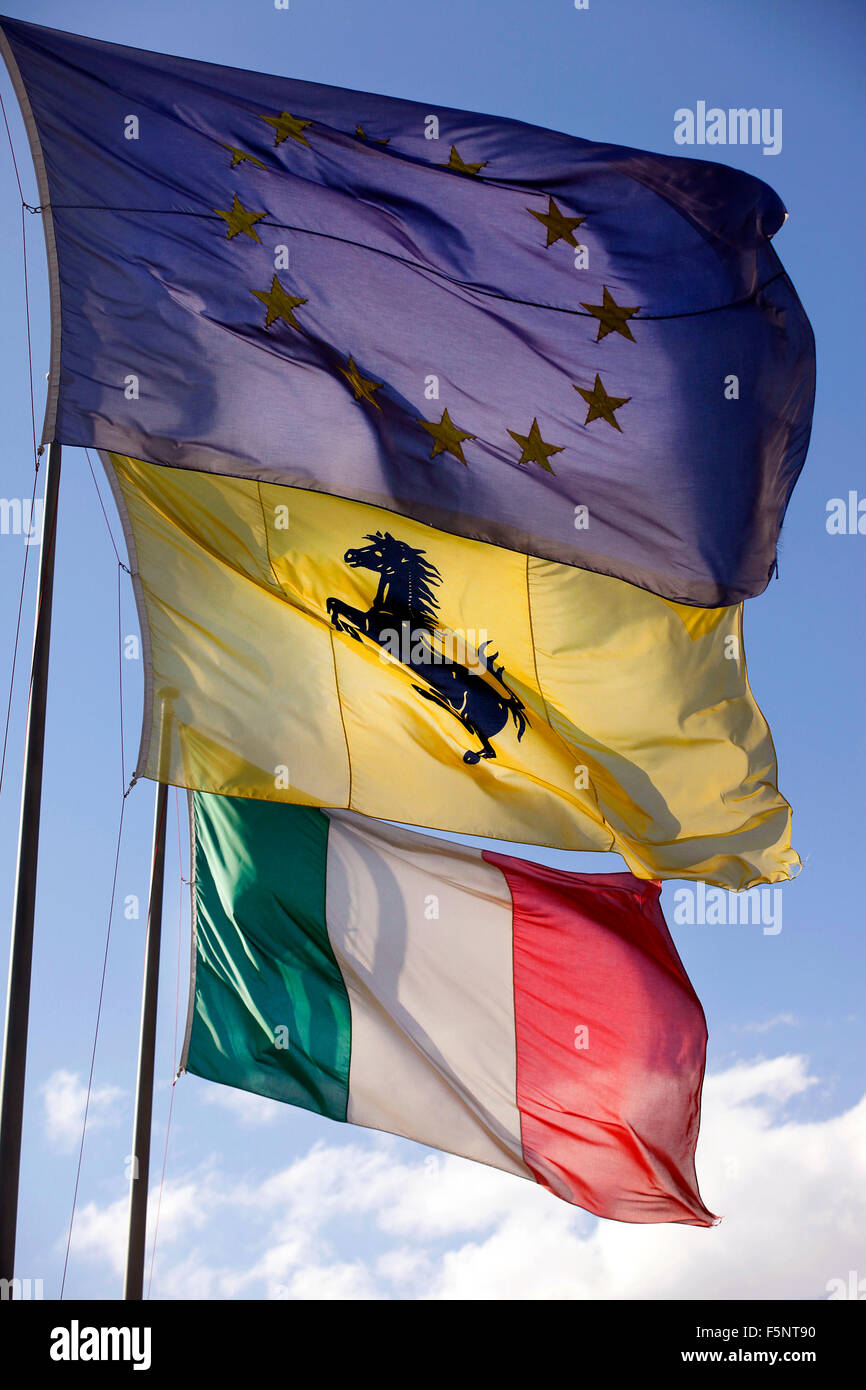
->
[106, 453, 797, 889]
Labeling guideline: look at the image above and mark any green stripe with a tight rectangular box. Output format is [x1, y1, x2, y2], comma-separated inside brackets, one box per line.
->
[185, 792, 351, 1121]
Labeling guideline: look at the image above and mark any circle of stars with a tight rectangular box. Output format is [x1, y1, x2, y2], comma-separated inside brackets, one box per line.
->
[209, 112, 647, 472]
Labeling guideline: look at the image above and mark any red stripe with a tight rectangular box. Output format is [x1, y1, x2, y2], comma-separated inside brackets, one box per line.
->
[483, 853, 716, 1226]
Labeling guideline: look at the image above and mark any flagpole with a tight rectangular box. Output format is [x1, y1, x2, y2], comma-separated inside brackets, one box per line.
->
[123, 777, 168, 1301]
[0, 440, 61, 1280]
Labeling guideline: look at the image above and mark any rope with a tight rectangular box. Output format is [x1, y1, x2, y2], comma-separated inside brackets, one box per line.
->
[20, 205, 38, 465]
[85, 448, 124, 568]
[82, 448, 134, 789]
[1, 81, 144, 1299]
[0, 466, 38, 799]
[58, 780, 128, 1298]
[0, 86, 25, 203]
[0, 91, 43, 798]
[59, 464, 138, 1294]
[59, 558, 137, 1295]
[84, 452, 130, 788]
[117, 567, 126, 790]
[1, 87, 41, 464]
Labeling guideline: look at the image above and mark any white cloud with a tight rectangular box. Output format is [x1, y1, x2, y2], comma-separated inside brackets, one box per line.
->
[68, 1172, 221, 1278]
[276, 1262, 379, 1301]
[735, 1013, 798, 1034]
[704, 1052, 815, 1109]
[41, 1069, 125, 1153]
[61, 1055, 866, 1301]
[64, 1195, 126, 1282]
[199, 1085, 283, 1126]
[375, 1247, 431, 1285]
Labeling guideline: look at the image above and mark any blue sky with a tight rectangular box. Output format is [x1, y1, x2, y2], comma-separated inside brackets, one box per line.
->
[0, 0, 863, 1300]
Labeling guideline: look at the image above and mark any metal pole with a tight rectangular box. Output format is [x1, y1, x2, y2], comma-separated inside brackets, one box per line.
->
[123, 779, 168, 1301]
[0, 441, 61, 1280]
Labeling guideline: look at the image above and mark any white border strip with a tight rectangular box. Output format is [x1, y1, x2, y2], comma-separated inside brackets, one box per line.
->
[178, 787, 198, 1075]
[98, 449, 155, 782]
[0, 25, 62, 444]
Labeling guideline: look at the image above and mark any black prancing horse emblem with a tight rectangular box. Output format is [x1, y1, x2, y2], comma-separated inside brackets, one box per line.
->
[326, 531, 529, 764]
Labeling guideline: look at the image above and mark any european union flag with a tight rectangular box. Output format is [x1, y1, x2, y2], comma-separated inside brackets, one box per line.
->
[1, 15, 814, 605]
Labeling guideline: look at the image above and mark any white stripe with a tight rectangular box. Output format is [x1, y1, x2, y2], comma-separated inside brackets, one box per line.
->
[0, 27, 62, 444]
[324, 813, 531, 1180]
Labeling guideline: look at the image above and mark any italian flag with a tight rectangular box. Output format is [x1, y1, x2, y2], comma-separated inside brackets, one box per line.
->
[183, 793, 717, 1226]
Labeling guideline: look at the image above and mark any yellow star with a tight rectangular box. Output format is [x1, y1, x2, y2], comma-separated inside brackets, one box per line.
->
[507, 418, 565, 473]
[438, 144, 488, 176]
[214, 194, 266, 242]
[580, 286, 641, 342]
[219, 144, 266, 169]
[356, 123, 390, 145]
[573, 375, 631, 432]
[258, 111, 313, 147]
[418, 408, 476, 464]
[250, 275, 308, 329]
[338, 355, 383, 409]
[527, 196, 586, 249]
